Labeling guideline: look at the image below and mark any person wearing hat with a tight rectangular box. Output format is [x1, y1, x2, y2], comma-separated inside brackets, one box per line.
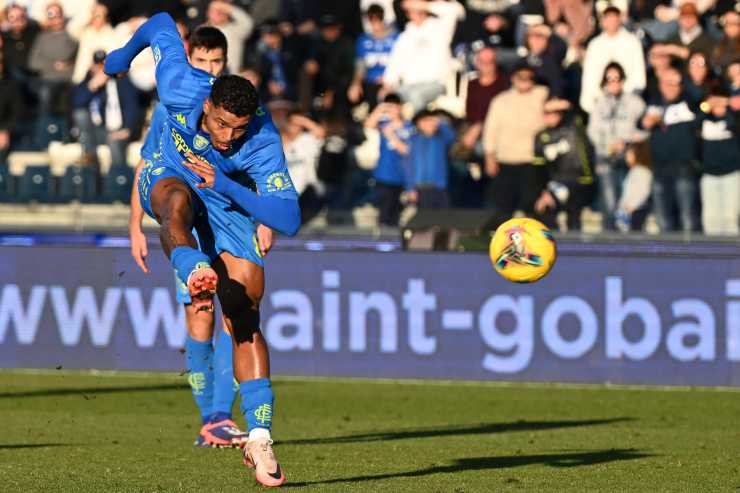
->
[482, 60, 548, 218]
[656, 2, 714, 62]
[532, 97, 595, 231]
[580, 5, 645, 113]
[523, 22, 567, 97]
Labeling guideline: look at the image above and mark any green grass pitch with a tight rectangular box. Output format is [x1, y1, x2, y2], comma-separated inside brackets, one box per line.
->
[0, 370, 738, 492]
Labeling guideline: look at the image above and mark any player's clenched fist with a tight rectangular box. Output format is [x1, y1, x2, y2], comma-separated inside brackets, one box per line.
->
[182, 151, 220, 189]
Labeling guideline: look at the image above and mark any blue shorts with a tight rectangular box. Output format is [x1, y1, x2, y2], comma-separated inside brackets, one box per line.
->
[139, 160, 265, 304]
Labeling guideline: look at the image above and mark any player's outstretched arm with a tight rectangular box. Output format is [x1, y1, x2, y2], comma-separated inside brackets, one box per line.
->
[181, 153, 301, 237]
[104, 13, 178, 76]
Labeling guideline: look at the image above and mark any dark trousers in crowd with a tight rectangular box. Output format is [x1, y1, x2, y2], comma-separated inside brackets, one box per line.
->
[537, 183, 596, 231]
[486, 162, 543, 217]
[72, 109, 129, 167]
[299, 186, 324, 225]
[651, 168, 699, 233]
[417, 186, 449, 209]
[375, 181, 403, 226]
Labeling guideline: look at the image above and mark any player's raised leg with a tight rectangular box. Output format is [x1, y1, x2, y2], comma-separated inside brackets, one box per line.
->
[213, 252, 285, 487]
[149, 176, 217, 312]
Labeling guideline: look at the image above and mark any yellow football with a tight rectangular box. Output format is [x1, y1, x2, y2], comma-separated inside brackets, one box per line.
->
[489, 218, 557, 283]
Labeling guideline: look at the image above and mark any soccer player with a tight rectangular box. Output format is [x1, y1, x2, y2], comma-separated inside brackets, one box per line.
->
[129, 26, 273, 449]
[106, 13, 299, 487]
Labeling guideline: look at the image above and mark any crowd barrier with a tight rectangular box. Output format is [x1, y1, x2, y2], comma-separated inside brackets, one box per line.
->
[0, 237, 738, 386]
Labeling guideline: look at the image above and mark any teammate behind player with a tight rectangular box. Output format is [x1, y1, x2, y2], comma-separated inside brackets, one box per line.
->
[106, 14, 300, 486]
[129, 26, 273, 449]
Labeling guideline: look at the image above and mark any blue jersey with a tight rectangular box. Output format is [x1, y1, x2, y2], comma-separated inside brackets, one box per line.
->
[406, 121, 456, 190]
[140, 102, 168, 162]
[126, 15, 297, 265]
[356, 31, 398, 83]
[374, 118, 412, 186]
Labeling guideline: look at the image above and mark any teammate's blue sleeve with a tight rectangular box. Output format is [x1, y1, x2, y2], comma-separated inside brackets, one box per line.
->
[140, 103, 168, 161]
[104, 13, 211, 115]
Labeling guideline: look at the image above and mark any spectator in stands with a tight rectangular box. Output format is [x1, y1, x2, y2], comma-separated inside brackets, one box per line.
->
[348, 4, 398, 109]
[405, 109, 456, 209]
[580, 6, 646, 114]
[280, 111, 326, 224]
[360, 0, 396, 33]
[533, 97, 595, 231]
[25, 0, 94, 39]
[2, 4, 40, 81]
[684, 51, 719, 105]
[455, 46, 509, 161]
[303, 14, 355, 121]
[483, 61, 548, 217]
[726, 60, 740, 111]
[522, 22, 567, 98]
[630, 0, 679, 43]
[0, 56, 22, 165]
[71, 3, 115, 84]
[641, 66, 700, 232]
[380, 0, 465, 113]
[587, 62, 647, 230]
[206, 0, 253, 74]
[615, 137, 653, 232]
[71, 50, 143, 168]
[364, 93, 413, 226]
[255, 19, 302, 103]
[698, 90, 740, 235]
[658, 2, 715, 62]
[645, 42, 676, 100]
[29, 2, 78, 146]
[544, 0, 594, 49]
[712, 10, 740, 71]
[453, 0, 518, 70]
[279, 0, 319, 35]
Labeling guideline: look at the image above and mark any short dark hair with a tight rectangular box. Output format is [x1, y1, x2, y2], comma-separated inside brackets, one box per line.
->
[188, 26, 227, 57]
[210, 75, 259, 117]
[602, 6, 621, 17]
[383, 92, 402, 105]
[366, 4, 384, 19]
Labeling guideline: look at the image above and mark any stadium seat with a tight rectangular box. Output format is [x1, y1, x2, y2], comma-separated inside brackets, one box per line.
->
[57, 165, 98, 203]
[17, 165, 55, 203]
[0, 165, 13, 202]
[101, 164, 134, 204]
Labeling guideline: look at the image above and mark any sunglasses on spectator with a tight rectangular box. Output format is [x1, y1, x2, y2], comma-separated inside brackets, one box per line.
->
[689, 58, 706, 67]
[47, 10, 62, 19]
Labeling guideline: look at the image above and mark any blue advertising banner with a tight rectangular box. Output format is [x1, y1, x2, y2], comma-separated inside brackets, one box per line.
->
[0, 242, 739, 386]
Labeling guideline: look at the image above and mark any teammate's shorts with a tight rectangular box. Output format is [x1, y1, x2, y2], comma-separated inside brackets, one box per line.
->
[139, 160, 265, 305]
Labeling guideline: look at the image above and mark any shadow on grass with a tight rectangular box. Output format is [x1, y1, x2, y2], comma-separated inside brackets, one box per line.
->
[281, 417, 633, 446]
[0, 443, 72, 450]
[0, 384, 188, 399]
[285, 449, 652, 487]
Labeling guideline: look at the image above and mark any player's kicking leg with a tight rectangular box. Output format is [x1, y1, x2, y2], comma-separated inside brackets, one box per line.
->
[213, 252, 286, 487]
[149, 176, 217, 312]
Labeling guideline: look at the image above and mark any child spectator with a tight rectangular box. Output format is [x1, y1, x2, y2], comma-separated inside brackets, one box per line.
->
[587, 62, 646, 230]
[533, 98, 595, 231]
[405, 109, 456, 209]
[641, 66, 701, 232]
[615, 137, 653, 232]
[698, 91, 740, 235]
[364, 93, 413, 226]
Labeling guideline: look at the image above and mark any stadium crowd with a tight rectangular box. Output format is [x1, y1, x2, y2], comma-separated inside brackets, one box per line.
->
[0, 0, 738, 235]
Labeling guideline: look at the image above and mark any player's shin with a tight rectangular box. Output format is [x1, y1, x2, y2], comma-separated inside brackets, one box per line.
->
[185, 336, 215, 424]
[211, 328, 237, 422]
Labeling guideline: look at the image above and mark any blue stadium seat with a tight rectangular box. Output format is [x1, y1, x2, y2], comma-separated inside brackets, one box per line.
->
[17, 165, 54, 203]
[58, 165, 97, 203]
[101, 164, 134, 204]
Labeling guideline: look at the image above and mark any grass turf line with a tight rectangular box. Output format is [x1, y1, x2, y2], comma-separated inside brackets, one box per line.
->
[0, 372, 738, 492]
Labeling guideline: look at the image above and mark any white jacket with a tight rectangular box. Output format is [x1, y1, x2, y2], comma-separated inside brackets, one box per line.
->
[580, 28, 646, 114]
[382, 1, 464, 87]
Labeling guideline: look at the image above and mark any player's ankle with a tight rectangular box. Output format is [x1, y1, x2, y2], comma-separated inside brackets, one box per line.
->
[248, 427, 271, 442]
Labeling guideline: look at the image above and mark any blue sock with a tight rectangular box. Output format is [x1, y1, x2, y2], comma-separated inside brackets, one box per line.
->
[185, 335, 214, 424]
[170, 246, 210, 288]
[240, 378, 274, 432]
[211, 329, 237, 420]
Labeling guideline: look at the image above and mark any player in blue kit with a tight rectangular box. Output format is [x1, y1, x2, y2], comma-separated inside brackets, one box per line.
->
[106, 13, 299, 487]
[129, 26, 273, 449]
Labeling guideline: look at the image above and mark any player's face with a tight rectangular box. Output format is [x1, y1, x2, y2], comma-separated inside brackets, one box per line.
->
[202, 100, 251, 151]
[189, 47, 226, 77]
